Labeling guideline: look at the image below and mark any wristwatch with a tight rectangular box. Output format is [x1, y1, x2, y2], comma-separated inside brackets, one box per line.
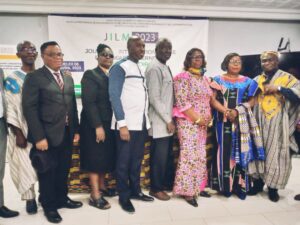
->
[277, 86, 281, 92]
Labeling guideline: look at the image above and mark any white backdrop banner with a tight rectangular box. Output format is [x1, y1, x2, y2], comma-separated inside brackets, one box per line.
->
[48, 15, 208, 91]
[0, 45, 21, 77]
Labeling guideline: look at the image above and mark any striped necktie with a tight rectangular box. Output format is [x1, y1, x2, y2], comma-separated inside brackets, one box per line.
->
[53, 72, 64, 90]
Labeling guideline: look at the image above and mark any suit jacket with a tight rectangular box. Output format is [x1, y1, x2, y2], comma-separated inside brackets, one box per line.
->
[80, 67, 112, 128]
[145, 58, 174, 138]
[22, 66, 79, 147]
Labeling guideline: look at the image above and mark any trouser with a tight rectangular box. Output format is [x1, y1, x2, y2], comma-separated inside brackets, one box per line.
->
[21, 185, 36, 201]
[0, 118, 7, 207]
[115, 128, 147, 203]
[35, 127, 72, 211]
[150, 136, 174, 192]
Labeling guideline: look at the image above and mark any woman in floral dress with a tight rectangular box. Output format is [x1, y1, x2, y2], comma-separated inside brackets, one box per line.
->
[173, 48, 227, 207]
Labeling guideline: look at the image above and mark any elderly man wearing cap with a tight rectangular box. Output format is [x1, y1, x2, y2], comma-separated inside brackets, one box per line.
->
[249, 51, 300, 202]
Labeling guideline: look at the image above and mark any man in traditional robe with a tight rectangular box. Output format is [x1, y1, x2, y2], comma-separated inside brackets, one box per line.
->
[0, 68, 19, 219]
[252, 51, 300, 202]
[5, 41, 38, 214]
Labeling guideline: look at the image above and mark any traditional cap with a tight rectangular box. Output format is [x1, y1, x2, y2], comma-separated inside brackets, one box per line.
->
[260, 51, 279, 59]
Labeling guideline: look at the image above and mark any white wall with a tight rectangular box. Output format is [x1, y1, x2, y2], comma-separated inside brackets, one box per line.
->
[0, 14, 48, 67]
[0, 14, 300, 76]
[206, 19, 300, 76]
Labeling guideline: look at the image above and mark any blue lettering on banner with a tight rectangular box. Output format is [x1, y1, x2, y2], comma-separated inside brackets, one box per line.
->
[132, 32, 158, 43]
[62, 61, 84, 72]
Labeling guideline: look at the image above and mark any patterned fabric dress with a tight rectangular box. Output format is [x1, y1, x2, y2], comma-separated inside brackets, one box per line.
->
[211, 75, 259, 194]
[254, 70, 300, 189]
[4, 70, 37, 200]
[173, 71, 212, 197]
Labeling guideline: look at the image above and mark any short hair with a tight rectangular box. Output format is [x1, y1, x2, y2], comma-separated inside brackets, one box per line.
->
[96, 43, 111, 55]
[221, 53, 241, 71]
[155, 38, 172, 52]
[183, 48, 206, 71]
[127, 36, 142, 49]
[16, 40, 34, 52]
[40, 41, 59, 54]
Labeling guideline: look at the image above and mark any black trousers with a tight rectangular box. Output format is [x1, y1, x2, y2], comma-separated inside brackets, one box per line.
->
[36, 127, 72, 211]
[150, 136, 174, 192]
[115, 128, 147, 203]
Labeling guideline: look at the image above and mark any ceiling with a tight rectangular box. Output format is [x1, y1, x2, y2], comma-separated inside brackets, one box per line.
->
[0, 0, 300, 20]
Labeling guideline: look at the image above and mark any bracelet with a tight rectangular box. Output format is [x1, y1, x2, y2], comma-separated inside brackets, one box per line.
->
[194, 117, 202, 124]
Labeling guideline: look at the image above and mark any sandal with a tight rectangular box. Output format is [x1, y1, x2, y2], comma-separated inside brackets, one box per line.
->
[89, 196, 111, 210]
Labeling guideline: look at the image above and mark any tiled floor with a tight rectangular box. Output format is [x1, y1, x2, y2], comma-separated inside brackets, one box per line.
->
[1, 157, 300, 225]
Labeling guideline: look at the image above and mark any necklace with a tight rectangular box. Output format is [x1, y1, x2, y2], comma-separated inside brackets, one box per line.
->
[224, 73, 239, 79]
[188, 68, 204, 79]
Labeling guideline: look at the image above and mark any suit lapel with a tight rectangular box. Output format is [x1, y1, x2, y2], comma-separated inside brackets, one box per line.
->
[42, 66, 62, 91]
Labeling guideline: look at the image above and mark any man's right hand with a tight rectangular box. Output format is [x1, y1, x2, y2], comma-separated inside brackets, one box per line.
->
[167, 121, 175, 134]
[119, 126, 130, 141]
[36, 139, 48, 151]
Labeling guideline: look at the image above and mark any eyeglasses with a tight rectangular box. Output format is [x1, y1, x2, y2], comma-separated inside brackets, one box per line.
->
[20, 47, 37, 53]
[191, 55, 204, 60]
[229, 60, 242, 65]
[100, 53, 114, 58]
[44, 52, 64, 58]
[261, 58, 275, 64]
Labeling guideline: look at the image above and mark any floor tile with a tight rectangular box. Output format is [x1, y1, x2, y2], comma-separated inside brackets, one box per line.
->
[263, 211, 300, 225]
[2, 158, 300, 225]
[204, 214, 273, 225]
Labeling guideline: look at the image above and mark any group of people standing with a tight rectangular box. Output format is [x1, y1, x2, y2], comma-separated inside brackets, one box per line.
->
[0, 36, 299, 224]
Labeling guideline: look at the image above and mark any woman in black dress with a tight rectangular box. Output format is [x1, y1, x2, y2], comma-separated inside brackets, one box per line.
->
[80, 44, 116, 209]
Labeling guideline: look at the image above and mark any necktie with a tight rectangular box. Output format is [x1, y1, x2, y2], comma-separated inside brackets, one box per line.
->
[53, 72, 64, 90]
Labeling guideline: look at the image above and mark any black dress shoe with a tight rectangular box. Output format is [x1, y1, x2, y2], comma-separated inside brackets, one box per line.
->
[199, 191, 211, 198]
[100, 188, 118, 197]
[0, 206, 19, 218]
[248, 178, 264, 196]
[57, 197, 83, 209]
[294, 194, 300, 201]
[131, 192, 154, 202]
[119, 200, 135, 213]
[222, 191, 232, 198]
[26, 199, 38, 214]
[233, 189, 246, 200]
[44, 210, 62, 223]
[268, 187, 279, 202]
[184, 197, 198, 207]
